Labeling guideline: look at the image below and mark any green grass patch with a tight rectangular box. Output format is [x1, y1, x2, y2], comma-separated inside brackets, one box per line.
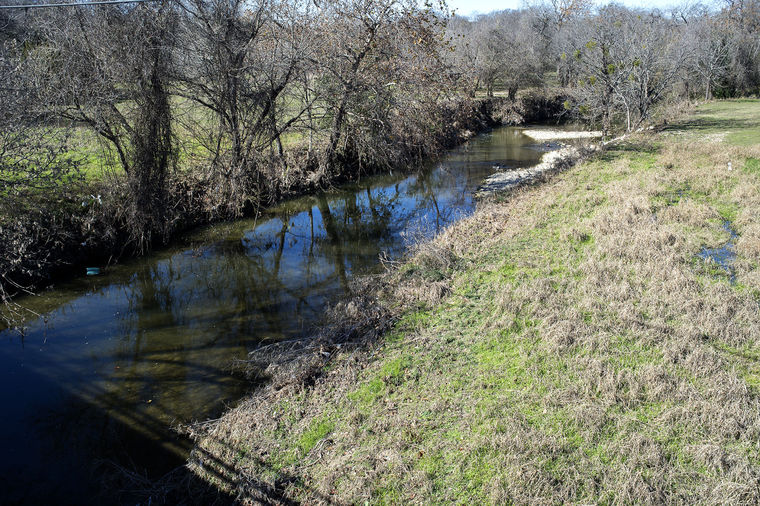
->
[666, 99, 760, 146]
[744, 157, 760, 175]
[297, 414, 336, 456]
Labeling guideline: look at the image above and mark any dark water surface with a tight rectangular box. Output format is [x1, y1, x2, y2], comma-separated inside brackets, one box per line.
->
[0, 126, 549, 503]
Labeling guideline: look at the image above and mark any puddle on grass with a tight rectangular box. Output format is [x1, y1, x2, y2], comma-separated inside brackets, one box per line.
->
[698, 221, 738, 283]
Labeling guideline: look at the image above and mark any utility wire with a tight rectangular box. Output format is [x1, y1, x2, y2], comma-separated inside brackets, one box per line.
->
[0, 0, 153, 9]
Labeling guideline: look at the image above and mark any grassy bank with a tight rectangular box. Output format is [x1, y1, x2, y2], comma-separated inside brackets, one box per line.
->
[189, 100, 760, 504]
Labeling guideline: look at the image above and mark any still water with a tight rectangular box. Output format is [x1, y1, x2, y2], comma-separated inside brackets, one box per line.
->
[0, 126, 552, 503]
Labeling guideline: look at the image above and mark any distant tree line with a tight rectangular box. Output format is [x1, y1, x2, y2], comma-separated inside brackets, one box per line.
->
[447, 0, 760, 134]
[2, 0, 757, 236]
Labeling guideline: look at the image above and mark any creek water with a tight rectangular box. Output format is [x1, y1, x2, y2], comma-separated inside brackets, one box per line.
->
[0, 126, 553, 503]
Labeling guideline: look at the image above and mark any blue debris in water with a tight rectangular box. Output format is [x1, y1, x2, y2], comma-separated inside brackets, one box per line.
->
[698, 221, 738, 283]
[86, 267, 100, 276]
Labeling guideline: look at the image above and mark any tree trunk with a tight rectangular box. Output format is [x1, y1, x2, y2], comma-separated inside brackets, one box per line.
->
[508, 85, 518, 101]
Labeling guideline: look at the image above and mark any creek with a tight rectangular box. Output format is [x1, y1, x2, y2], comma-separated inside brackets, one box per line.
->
[0, 125, 556, 503]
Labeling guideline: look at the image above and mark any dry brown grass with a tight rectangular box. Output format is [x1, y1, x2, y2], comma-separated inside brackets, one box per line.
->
[187, 103, 760, 505]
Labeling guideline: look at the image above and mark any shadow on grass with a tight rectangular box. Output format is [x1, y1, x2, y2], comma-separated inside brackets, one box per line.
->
[662, 116, 760, 135]
[596, 139, 661, 163]
[190, 440, 339, 506]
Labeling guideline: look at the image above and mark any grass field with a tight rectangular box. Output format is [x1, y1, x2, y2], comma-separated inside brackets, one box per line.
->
[664, 98, 760, 146]
[52, 94, 317, 182]
[191, 100, 760, 504]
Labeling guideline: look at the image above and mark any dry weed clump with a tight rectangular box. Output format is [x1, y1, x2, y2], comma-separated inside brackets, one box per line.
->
[387, 240, 458, 308]
[737, 224, 760, 261]
[187, 107, 760, 504]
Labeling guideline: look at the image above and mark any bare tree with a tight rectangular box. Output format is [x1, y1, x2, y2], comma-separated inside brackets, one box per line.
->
[173, 0, 319, 214]
[617, 9, 687, 129]
[689, 14, 734, 100]
[721, 0, 760, 95]
[473, 23, 508, 98]
[447, 10, 543, 99]
[525, 0, 593, 86]
[445, 15, 480, 97]
[316, 0, 454, 171]
[494, 10, 543, 100]
[562, 5, 633, 134]
[559, 5, 689, 133]
[33, 1, 178, 248]
[317, 0, 407, 166]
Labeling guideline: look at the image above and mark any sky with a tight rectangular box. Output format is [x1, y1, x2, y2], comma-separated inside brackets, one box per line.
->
[445, 0, 709, 18]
